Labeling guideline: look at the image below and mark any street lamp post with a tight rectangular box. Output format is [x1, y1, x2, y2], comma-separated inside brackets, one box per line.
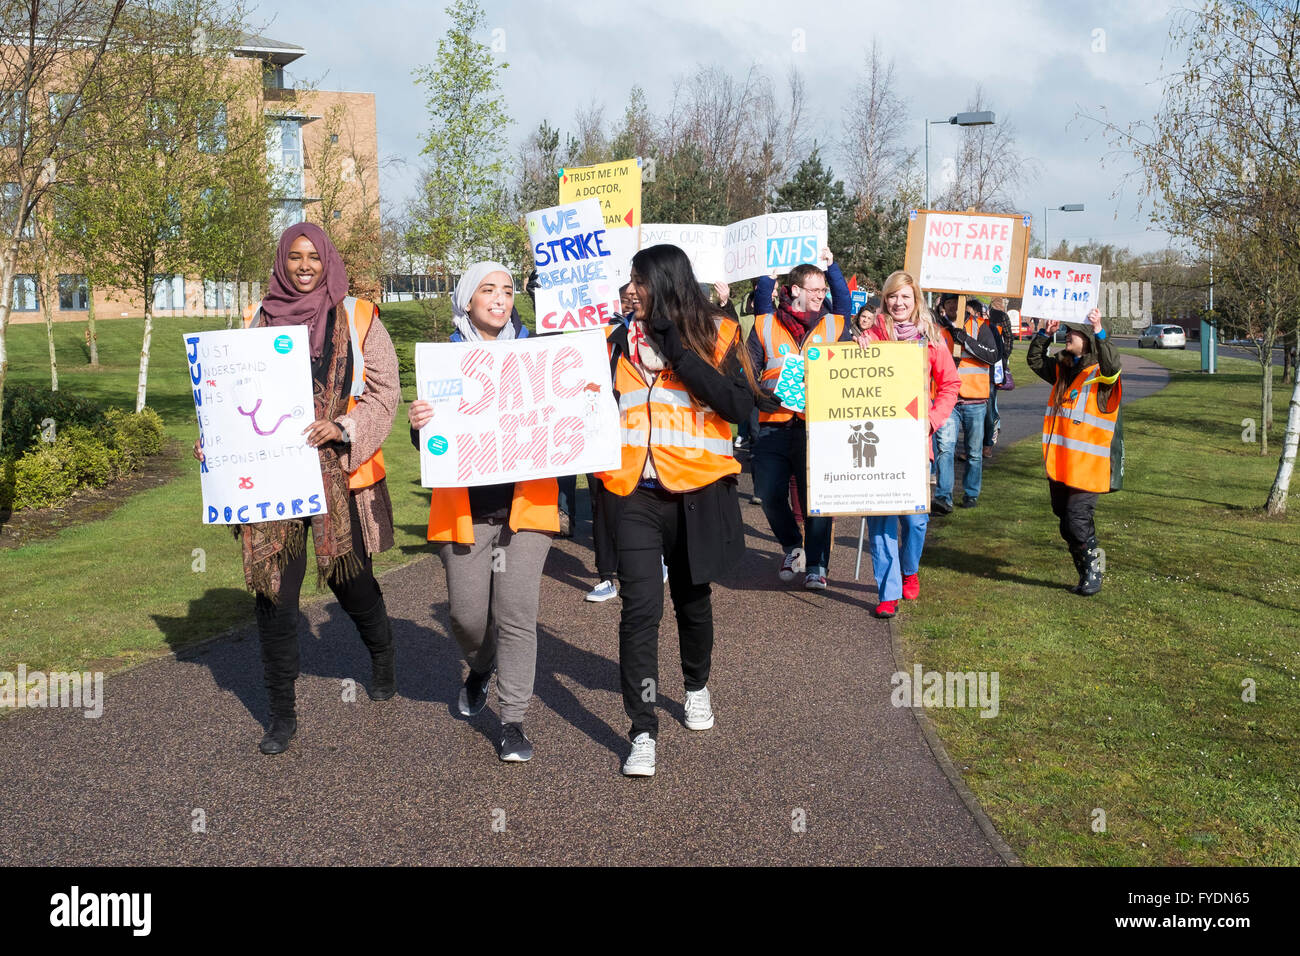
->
[923, 110, 995, 211]
[1043, 203, 1084, 256]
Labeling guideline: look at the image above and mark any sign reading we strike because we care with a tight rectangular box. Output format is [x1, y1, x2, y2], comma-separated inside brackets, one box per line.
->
[529, 198, 635, 333]
[184, 325, 326, 525]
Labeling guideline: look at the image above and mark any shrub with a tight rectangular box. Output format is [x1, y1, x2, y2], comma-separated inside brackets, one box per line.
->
[1, 384, 107, 458]
[54, 425, 121, 487]
[106, 407, 165, 465]
[13, 446, 76, 510]
[0, 458, 15, 511]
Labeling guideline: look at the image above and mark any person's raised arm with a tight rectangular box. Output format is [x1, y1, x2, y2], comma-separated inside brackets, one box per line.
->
[1026, 320, 1057, 385]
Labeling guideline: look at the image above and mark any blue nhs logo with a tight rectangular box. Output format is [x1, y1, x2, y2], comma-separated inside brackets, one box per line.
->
[767, 235, 818, 269]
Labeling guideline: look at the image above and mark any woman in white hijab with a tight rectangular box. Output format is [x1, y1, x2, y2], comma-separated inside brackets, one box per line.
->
[408, 263, 558, 763]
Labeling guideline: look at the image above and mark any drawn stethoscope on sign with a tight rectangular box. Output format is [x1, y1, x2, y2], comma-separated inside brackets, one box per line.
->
[233, 379, 302, 436]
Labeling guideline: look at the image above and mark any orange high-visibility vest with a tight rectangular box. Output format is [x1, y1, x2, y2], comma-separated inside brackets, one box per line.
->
[1041, 362, 1122, 493]
[425, 478, 560, 544]
[941, 317, 992, 400]
[244, 296, 387, 490]
[598, 318, 742, 496]
[754, 312, 847, 423]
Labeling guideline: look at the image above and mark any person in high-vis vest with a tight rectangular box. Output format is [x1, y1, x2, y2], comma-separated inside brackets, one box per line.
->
[600, 244, 759, 777]
[932, 294, 1002, 513]
[746, 249, 854, 589]
[407, 262, 557, 764]
[193, 223, 400, 756]
[852, 271, 960, 619]
[1026, 307, 1122, 596]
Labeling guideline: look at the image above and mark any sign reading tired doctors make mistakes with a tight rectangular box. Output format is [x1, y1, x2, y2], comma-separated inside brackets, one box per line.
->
[414, 329, 621, 488]
[184, 325, 327, 525]
[804, 341, 930, 516]
[529, 198, 634, 333]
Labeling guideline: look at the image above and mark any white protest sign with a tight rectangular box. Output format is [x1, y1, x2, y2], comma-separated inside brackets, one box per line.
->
[804, 342, 930, 516]
[723, 210, 828, 282]
[415, 329, 621, 487]
[528, 198, 629, 333]
[640, 223, 727, 283]
[1020, 258, 1102, 322]
[183, 325, 326, 524]
[917, 212, 1015, 294]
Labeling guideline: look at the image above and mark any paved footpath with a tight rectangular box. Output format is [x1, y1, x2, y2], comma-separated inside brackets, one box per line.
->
[0, 353, 1167, 866]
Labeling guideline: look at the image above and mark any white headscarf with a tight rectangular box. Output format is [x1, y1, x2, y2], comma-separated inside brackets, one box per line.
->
[452, 261, 517, 342]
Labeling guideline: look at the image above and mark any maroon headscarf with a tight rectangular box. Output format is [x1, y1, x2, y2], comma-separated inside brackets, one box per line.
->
[260, 222, 349, 359]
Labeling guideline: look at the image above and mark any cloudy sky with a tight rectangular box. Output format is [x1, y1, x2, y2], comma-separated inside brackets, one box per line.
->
[254, 0, 1181, 254]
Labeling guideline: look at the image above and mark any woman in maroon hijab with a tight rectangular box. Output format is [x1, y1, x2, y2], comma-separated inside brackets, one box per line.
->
[195, 223, 401, 755]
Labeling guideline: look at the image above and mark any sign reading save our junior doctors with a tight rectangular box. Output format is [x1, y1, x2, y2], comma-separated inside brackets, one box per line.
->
[1020, 257, 1102, 322]
[804, 341, 930, 516]
[184, 325, 326, 524]
[723, 210, 827, 282]
[529, 198, 636, 333]
[414, 330, 621, 488]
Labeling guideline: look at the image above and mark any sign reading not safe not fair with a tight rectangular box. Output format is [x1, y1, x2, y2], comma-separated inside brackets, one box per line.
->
[184, 325, 326, 525]
[804, 341, 930, 516]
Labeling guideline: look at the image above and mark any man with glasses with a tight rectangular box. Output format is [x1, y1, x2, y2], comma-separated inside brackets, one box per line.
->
[747, 249, 853, 590]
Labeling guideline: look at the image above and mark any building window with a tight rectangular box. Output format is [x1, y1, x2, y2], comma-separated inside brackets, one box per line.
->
[272, 199, 303, 234]
[2, 183, 33, 239]
[152, 274, 185, 312]
[11, 274, 38, 311]
[199, 102, 227, 153]
[0, 91, 23, 148]
[263, 64, 285, 91]
[203, 278, 233, 311]
[268, 119, 303, 198]
[330, 133, 338, 144]
[147, 98, 177, 145]
[332, 209, 342, 219]
[57, 274, 88, 310]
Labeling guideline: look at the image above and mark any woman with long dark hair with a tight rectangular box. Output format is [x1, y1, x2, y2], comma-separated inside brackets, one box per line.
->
[194, 223, 400, 755]
[595, 243, 760, 777]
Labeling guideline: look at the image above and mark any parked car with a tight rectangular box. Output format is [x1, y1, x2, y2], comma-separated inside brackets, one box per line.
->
[1138, 324, 1187, 349]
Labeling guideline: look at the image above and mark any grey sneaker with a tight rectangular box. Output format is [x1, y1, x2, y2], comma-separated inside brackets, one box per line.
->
[684, 686, 714, 730]
[457, 667, 493, 717]
[586, 579, 617, 602]
[498, 722, 533, 762]
[622, 732, 656, 776]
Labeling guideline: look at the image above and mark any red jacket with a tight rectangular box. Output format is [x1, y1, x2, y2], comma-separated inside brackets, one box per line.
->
[858, 317, 960, 461]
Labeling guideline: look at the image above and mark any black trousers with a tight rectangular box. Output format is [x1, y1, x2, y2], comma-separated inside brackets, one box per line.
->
[588, 472, 625, 580]
[254, 493, 384, 718]
[1048, 479, 1098, 550]
[616, 484, 713, 740]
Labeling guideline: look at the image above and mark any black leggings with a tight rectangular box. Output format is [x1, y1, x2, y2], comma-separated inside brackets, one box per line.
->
[254, 493, 383, 716]
[1048, 479, 1099, 550]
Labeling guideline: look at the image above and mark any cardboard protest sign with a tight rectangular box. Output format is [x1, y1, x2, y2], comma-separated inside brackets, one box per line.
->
[904, 209, 1031, 296]
[529, 199, 631, 333]
[723, 210, 827, 282]
[558, 157, 642, 231]
[414, 329, 620, 488]
[640, 223, 726, 283]
[804, 341, 930, 516]
[184, 325, 326, 524]
[1020, 258, 1102, 322]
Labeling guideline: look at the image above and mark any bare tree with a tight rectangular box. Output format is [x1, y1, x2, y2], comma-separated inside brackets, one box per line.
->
[841, 40, 916, 211]
[935, 85, 1038, 213]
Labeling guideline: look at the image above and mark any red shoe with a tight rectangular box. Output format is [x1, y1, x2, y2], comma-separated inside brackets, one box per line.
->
[872, 600, 898, 619]
[902, 574, 920, 600]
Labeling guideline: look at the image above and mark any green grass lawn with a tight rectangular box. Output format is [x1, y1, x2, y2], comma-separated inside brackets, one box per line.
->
[896, 346, 1300, 865]
[0, 299, 477, 673]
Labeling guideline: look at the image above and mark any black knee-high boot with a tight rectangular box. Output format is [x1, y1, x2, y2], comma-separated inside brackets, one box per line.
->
[350, 596, 396, 701]
[255, 606, 299, 754]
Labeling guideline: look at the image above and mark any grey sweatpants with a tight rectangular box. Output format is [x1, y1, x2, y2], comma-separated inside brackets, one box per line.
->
[438, 521, 552, 724]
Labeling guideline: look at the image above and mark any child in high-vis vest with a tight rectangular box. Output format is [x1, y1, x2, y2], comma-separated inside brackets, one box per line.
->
[1026, 308, 1122, 595]
[598, 244, 760, 777]
[408, 262, 557, 763]
[194, 223, 400, 756]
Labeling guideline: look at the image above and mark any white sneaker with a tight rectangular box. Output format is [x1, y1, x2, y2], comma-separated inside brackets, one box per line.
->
[684, 686, 714, 730]
[662, 557, 669, 583]
[779, 547, 806, 582]
[585, 579, 617, 602]
[622, 732, 656, 776]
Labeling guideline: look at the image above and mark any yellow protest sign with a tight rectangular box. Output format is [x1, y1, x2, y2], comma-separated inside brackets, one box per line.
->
[557, 158, 642, 230]
[804, 341, 930, 516]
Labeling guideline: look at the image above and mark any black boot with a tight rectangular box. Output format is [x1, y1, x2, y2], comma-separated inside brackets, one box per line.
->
[1068, 547, 1089, 594]
[1076, 539, 1103, 596]
[259, 716, 297, 754]
[352, 596, 396, 701]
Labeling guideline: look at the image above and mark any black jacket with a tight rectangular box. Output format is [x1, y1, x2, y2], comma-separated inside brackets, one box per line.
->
[1026, 326, 1122, 412]
[608, 321, 753, 585]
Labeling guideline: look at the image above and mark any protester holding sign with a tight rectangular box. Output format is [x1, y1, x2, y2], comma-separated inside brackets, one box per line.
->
[596, 244, 759, 777]
[932, 294, 1001, 513]
[852, 271, 959, 619]
[746, 249, 853, 589]
[193, 223, 400, 756]
[1026, 308, 1122, 596]
[407, 263, 558, 763]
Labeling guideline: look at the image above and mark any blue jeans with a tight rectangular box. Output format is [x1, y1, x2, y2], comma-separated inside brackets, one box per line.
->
[866, 512, 929, 602]
[751, 420, 832, 573]
[933, 402, 985, 504]
[984, 390, 999, 441]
